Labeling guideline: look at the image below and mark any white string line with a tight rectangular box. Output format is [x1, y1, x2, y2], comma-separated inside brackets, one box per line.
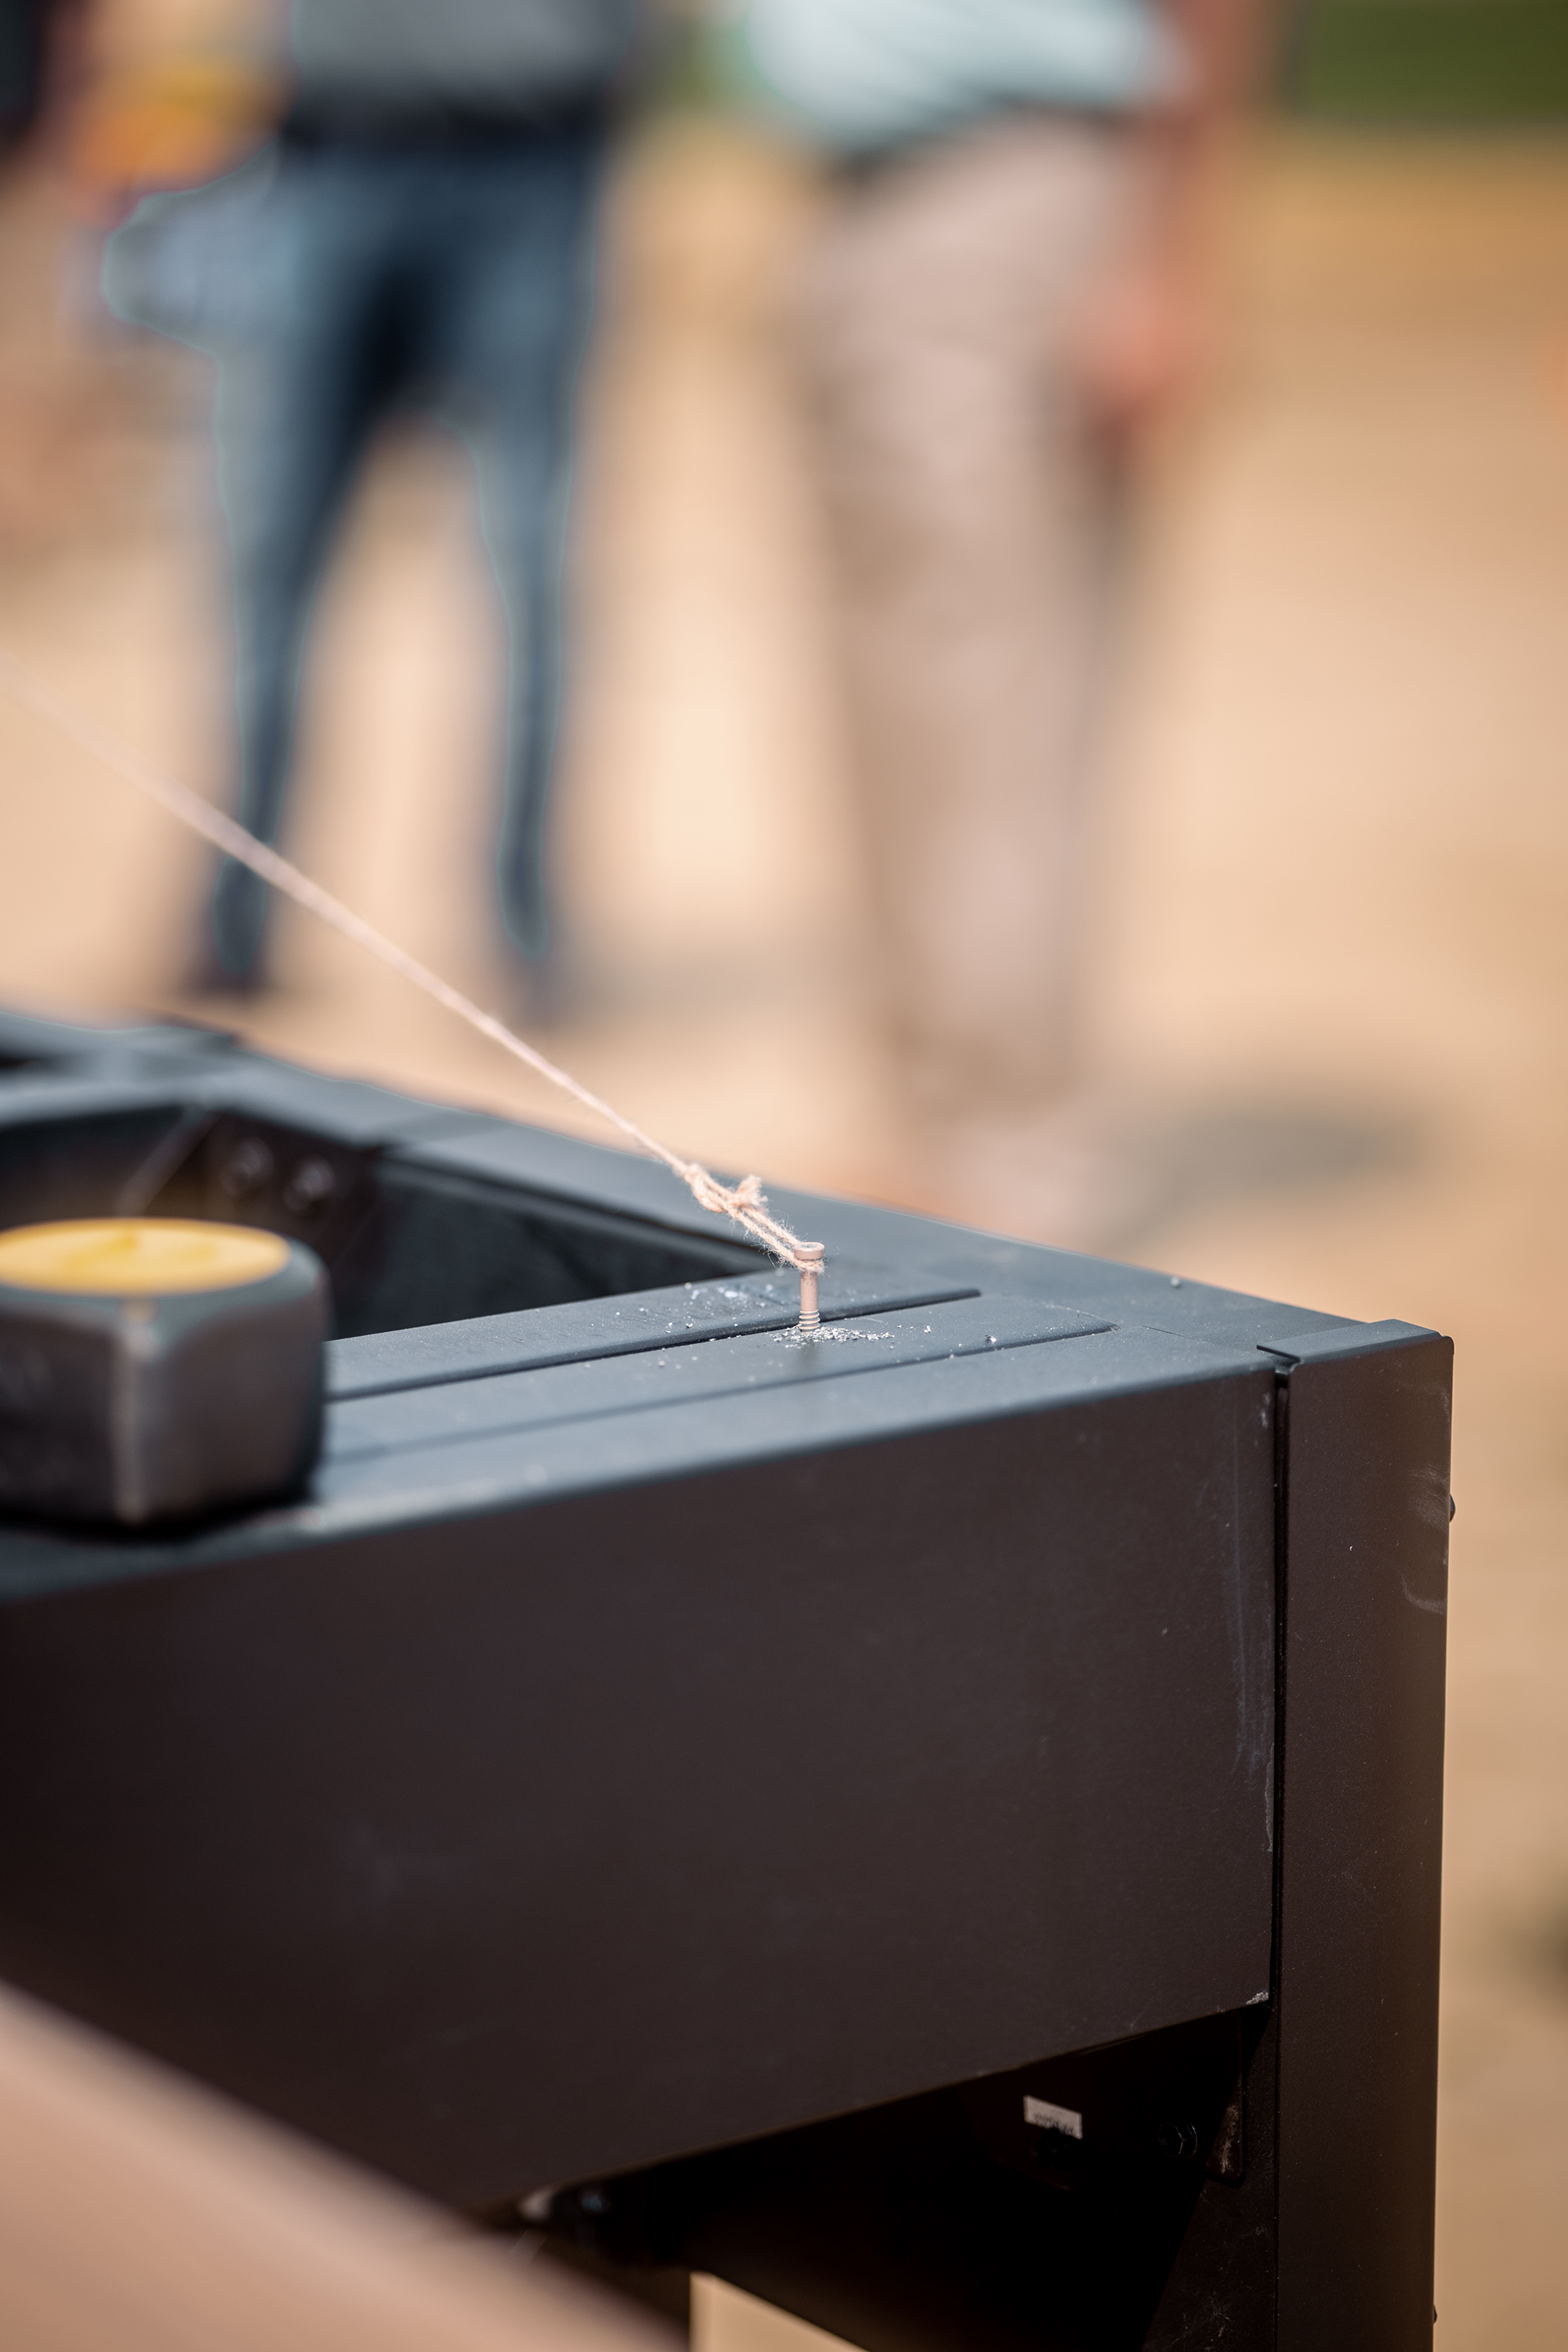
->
[0, 648, 821, 1275]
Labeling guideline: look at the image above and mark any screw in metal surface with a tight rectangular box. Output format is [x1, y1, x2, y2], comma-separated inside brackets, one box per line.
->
[796, 1243, 825, 1333]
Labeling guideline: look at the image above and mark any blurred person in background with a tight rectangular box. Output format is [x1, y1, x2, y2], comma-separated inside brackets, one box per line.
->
[2, 2, 60, 159]
[730, 0, 1254, 1225]
[100, 1, 648, 999]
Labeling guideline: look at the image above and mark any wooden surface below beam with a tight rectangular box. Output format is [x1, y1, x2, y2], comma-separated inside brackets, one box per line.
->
[0, 1982, 678, 2352]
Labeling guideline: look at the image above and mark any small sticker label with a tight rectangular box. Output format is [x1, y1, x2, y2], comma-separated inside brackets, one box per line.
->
[1024, 2095, 1083, 2140]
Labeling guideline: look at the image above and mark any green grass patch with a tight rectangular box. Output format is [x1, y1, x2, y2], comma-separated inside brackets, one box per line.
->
[1295, 1, 1568, 118]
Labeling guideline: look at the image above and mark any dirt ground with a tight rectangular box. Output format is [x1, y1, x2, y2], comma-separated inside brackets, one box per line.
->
[0, 121, 1564, 2352]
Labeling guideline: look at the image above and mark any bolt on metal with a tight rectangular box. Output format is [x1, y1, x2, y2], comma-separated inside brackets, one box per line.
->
[796, 1243, 825, 1333]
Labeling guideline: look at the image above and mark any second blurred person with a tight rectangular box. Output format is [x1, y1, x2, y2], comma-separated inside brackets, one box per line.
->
[734, 0, 1250, 1218]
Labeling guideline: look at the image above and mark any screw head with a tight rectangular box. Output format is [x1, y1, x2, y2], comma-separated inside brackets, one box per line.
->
[220, 1138, 273, 1198]
[283, 1157, 336, 1215]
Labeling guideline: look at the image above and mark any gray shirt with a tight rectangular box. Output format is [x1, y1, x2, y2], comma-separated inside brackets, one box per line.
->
[290, 0, 644, 109]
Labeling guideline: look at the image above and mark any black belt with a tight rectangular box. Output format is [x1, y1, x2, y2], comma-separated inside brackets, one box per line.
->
[831, 104, 1121, 186]
[282, 88, 612, 154]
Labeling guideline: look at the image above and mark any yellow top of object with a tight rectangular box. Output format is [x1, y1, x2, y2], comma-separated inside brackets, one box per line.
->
[0, 1219, 290, 1297]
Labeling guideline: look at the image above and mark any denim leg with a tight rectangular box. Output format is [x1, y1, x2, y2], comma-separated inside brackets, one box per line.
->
[419, 136, 604, 961]
[207, 161, 399, 979]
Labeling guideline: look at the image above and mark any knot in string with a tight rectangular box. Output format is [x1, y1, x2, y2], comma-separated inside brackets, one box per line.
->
[676, 1163, 813, 1265]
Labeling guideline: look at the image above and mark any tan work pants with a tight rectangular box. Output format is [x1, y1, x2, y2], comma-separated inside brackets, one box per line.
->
[800, 116, 1137, 1125]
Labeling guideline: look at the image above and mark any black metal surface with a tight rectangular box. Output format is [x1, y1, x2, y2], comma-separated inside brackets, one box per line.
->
[0, 1358, 1276, 2201]
[0, 1010, 1450, 2350]
[1271, 1329, 1450, 2352]
[324, 1267, 982, 1400]
[553, 2011, 1267, 2352]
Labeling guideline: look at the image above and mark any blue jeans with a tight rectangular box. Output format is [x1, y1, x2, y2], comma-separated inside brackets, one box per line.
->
[208, 127, 604, 980]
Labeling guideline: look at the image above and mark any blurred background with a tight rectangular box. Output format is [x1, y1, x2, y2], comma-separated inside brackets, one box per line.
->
[0, 2, 1565, 2348]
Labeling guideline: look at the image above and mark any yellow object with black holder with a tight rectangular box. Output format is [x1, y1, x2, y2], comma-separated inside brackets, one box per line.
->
[0, 1219, 327, 1527]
